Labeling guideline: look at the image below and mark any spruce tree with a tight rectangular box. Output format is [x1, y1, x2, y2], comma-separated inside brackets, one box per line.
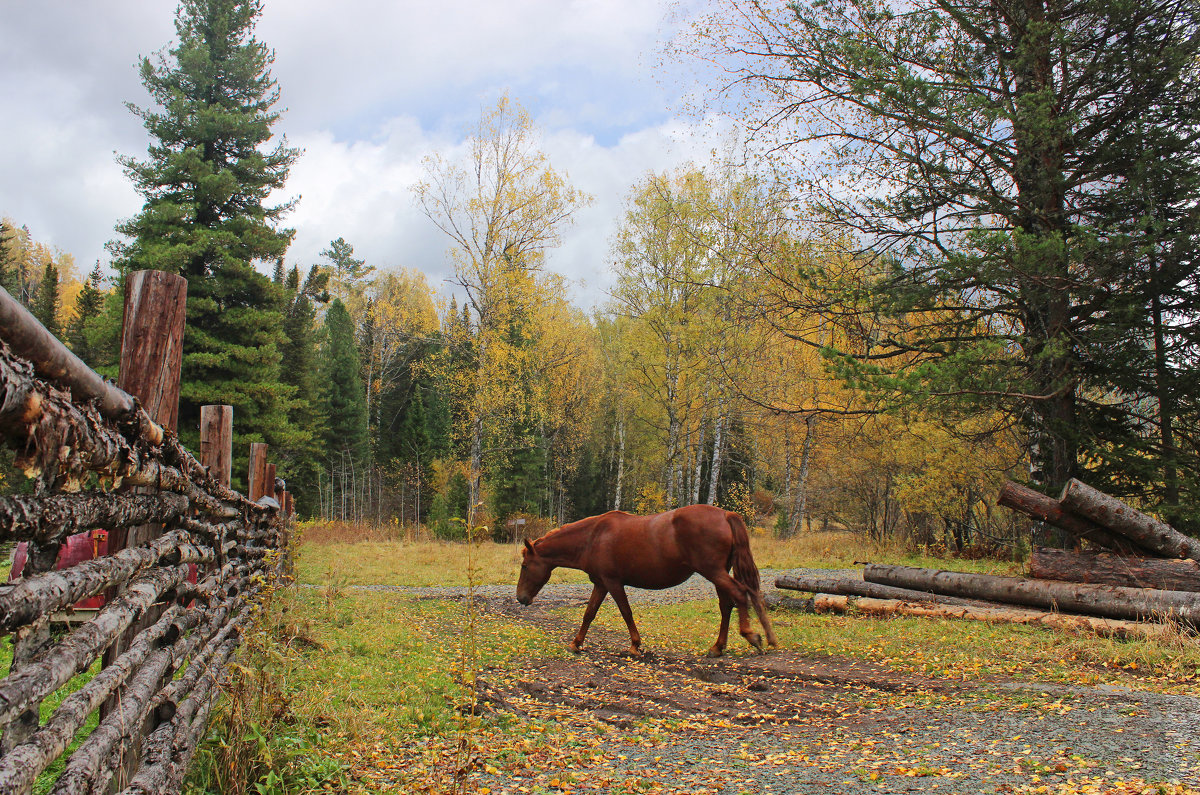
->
[32, 261, 60, 337]
[66, 264, 107, 366]
[112, 0, 299, 471]
[320, 299, 369, 471]
[278, 265, 328, 516]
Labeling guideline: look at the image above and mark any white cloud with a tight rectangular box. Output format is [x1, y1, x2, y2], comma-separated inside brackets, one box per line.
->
[0, 0, 728, 310]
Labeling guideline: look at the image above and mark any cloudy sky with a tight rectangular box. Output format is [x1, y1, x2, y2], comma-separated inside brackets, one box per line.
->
[0, 0, 742, 309]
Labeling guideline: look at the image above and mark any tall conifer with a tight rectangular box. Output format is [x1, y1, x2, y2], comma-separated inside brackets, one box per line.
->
[32, 262, 60, 337]
[112, 0, 299, 472]
[66, 264, 106, 366]
[320, 299, 369, 470]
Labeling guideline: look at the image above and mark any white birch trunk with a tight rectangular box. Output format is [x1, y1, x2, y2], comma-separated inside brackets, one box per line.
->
[789, 416, 816, 536]
[706, 410, 726, 505]
[613, 415, 626, 511]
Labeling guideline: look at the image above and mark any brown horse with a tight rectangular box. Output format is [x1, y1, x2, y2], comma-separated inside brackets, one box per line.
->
[515, 504, 778, 657]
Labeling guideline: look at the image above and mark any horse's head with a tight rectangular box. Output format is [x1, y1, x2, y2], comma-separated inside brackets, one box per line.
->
[516, 539, 552, 605]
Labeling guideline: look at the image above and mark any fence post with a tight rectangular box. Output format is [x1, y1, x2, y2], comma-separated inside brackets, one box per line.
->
[200, 405, 234, 488]
[101, 270, 187, 766]
[117, 270, 188, 433]
[249, 442, 270, 501]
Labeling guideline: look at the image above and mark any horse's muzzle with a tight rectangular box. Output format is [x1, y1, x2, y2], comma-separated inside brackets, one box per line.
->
[516, 594, 532, 606]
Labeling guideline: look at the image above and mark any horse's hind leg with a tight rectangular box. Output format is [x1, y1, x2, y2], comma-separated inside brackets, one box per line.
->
[606, 582, 643, 656]
[569, 583, 608, 653]
[707, 591, 734, 658]
[709, 572, 762, 653]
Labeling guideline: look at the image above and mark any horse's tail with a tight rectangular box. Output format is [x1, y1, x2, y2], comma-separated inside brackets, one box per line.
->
[726, 512, 778, 648]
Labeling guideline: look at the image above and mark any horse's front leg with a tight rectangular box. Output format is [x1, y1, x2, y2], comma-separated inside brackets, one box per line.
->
[569, 583, 608, 653]
[606, 582, 643, 656]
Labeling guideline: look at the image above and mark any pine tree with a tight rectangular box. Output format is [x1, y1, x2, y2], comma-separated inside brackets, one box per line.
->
[66, 264, 106, 365]
[32, 261, 60, 337]
[696, 0, 1200, 513]
[112, 0, 299, 471]
[321, 237, 374, 304]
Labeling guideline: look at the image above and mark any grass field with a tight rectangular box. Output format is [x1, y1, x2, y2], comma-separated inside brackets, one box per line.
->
[294, 521, 1024, 589]
[193, 525, 1200, 793]
[15, 523, 1192, 794]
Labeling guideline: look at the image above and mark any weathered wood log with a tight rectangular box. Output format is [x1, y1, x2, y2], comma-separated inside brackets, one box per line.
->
[117, 271, 186, 434]
[1059, 479, 1200, 560]
[0, 345, 269, 520]
[199, 405, 233, 488]
[0, 565, 189, 728]
[1031, 547, 1200, 593]
[997, 480, 1147, 554]
[864, 563, 1200, 625]
[248, 443, 269, 502]
[0, 287, 162, 444]
[0, 491, 189, 546]
[0, 530, 211, 632]
[775, 574, 979, 606]
[125, 634, 240, 795]
[55, 644, 181, 795]
[811, 594, 1180, 641]
[0, 605, 191, 794]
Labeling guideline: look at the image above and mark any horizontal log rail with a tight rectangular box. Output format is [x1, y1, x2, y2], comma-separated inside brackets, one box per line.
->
[0, 283, 292, 794]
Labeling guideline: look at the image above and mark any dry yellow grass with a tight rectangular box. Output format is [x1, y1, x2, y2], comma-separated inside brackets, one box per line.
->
[294, 521, 1021, 587]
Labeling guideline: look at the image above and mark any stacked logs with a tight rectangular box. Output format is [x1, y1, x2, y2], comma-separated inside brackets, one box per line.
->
[776, 480, 1200, 641]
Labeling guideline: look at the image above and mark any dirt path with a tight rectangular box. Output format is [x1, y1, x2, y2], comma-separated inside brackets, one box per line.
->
[461, 594, 1199, 795]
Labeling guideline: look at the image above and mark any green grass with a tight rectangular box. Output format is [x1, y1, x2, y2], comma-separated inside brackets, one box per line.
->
[0, 635, 101, 795]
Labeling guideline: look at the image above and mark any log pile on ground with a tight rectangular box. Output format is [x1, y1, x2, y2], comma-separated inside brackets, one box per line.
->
[776, 479, 1200, 640]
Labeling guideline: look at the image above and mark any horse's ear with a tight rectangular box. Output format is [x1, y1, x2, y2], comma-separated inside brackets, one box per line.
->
[524, 539, 535, 554]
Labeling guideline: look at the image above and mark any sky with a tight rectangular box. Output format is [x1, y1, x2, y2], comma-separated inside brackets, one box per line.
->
[0, 0, 742, 310]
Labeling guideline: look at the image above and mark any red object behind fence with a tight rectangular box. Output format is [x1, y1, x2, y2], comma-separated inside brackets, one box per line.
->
[9, 532, 197, 612]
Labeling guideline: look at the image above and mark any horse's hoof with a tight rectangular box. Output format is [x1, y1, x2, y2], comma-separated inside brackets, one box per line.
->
[747, 633, 764, 653]
[567, 642, 583, 654]
[705, 646, 724, 658]
[625, 646, 643, 658]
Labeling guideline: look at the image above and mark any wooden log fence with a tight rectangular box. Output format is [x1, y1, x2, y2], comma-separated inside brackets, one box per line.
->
[0, 281, 293, 794]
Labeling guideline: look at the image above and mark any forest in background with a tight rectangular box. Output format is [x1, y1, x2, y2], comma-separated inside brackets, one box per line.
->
[3, 0, 1199, 556]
